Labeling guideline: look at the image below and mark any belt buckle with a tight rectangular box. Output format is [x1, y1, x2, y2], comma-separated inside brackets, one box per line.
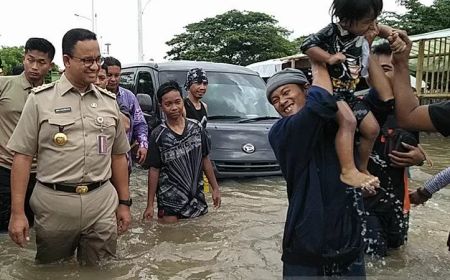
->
[76, 185, 89, 194]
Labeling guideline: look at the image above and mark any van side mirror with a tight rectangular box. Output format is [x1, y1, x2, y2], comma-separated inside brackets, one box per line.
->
[137, 93, 153, 112]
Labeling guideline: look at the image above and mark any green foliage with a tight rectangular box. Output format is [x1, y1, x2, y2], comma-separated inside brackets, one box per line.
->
[166, 10, 297, 65]
[0, 46, 24, 75]
[380, 0, 450, 35]
[291, 36, 307, 51]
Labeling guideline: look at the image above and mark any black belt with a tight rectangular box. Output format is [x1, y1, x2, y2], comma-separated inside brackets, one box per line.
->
[38, 180, 108, 194]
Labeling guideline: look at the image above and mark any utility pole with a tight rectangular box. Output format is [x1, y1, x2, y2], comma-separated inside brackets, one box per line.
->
[74, 0, 96, 33]
[138, 0, 153, 62]
[137, 0, 144, 61]
[91, 0, 95, 32]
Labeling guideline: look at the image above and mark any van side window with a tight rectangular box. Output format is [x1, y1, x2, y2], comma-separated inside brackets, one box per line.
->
[120, 71, 135, 92]
[136, 71, 155, 97]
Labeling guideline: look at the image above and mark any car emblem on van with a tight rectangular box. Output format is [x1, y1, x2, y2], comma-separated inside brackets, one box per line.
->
[242, 143, 255, 154]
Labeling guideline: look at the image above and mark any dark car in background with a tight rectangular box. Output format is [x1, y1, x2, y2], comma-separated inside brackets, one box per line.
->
[120, 60, 281, 178]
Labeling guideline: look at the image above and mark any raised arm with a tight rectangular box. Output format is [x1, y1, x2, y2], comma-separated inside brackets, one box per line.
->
[391, 31, 436, 132]
[310, 60, 333, 93]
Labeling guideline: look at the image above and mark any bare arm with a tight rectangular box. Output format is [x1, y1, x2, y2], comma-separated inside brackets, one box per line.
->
[392, 31, 436, 131]
[311, 60, 333, 93]
[143, 167, 160, 220]
[111, 154, 130, 199]
[306, 47, 334, 64]
[111, 154, 131, 234]
[9, 153, 33, 247]
[202, 157, 221, 208]
[367, 55, 393, 101]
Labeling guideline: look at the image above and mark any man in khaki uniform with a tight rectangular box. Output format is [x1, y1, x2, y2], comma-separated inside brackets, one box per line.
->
[0, 38, 55, 232]
[7, 28, 132, 265]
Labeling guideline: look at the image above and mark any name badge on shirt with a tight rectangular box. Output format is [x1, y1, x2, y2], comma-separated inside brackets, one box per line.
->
[54, 107, 72, 114]
[97, 135, 108, 154]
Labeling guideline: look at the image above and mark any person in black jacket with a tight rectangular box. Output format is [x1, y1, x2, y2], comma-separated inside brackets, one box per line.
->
[267, 64, 372, 277]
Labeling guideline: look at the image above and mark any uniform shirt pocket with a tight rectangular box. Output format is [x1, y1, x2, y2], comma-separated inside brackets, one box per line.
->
[43, 117, 79, 147]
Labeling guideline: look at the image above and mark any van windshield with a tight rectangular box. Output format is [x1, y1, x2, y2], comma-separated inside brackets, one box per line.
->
[159, 71, 279, 120]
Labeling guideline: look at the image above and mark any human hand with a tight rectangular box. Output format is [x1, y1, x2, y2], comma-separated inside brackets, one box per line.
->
[388, 31, 407, 53]
[136, 147, 148, 164]
[8, 213, 30, 247]
[389, 143, 425, 167]
[116, 205, 131, 235]
[409, 189, 430, 205]
[142, 204, 154, 221]
[364, 22, 380, 46]
[212, 188, 221, 209]
[390, 30, 412, 65]
[327, 53, 346, 65]
[361, 185, 377, 197]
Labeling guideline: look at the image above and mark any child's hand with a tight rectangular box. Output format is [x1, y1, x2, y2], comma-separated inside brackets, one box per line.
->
[327, 53, 346, 65]
[388, 31, 407, 53]
[364, 22, 380, 46]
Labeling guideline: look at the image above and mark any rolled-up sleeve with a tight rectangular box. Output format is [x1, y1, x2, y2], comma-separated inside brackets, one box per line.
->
[7, 93, 39, 156]
[300, 24, 334, 53]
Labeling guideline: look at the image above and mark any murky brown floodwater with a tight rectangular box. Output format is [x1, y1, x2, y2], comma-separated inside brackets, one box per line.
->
[1, 133, 449, 279]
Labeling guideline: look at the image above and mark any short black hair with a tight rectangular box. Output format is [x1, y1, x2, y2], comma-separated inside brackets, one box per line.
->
[11, 64, 24, 75]
[102, 56, 121, 72]
[157, 80, 182, 103]
[25, 37, 56, 60]
[331, 0, 383, 23]
[62, 28, 97, 56]
[372, 41, 392, 56]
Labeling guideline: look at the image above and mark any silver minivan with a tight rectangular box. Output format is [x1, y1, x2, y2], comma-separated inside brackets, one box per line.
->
[120, 61, 281, 178]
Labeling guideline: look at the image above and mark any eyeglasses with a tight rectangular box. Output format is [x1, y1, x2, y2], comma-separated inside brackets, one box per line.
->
[70, 55, 104, 67]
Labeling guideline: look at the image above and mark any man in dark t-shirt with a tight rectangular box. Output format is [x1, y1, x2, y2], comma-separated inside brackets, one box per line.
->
[391, 31, 450, 250]
[183, 68, 208, 128]
[363, 42, 426, 257]
[142, 81, 221, 223]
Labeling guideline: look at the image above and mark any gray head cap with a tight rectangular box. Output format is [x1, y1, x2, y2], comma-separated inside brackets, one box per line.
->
[266, 68, 309, 103]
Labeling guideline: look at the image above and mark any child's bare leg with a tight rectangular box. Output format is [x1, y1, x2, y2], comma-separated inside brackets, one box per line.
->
[336, 101, 377, 188]
[358, 111, 380, 176]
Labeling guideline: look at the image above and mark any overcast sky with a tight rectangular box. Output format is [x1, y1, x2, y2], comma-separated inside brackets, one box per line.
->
[0, 0, 433, 67]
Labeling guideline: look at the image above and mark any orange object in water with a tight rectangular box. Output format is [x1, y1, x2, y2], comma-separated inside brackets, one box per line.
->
[403, 169, 410, 214]
[203, 174, 210, 193]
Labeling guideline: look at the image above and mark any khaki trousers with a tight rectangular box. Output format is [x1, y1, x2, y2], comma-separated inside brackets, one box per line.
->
[30, 181, 118, 265]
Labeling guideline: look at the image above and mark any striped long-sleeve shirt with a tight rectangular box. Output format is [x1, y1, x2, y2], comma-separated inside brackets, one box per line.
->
[424, 166, 450, 194]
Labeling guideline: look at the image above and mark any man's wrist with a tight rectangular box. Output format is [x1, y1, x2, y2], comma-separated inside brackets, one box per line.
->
[119, 198, 132, 207]
[139, 141, 148, 149]
[417, 187, 432, 199]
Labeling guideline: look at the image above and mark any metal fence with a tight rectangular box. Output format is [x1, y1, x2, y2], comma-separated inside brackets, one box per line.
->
[410, 36, 450, 101]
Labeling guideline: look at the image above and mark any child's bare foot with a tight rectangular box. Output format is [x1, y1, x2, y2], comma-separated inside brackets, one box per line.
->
[360, 169, 380, 185]
[340, 169, 379, 189]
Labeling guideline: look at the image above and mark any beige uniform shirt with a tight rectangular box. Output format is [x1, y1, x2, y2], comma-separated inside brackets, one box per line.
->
[0, 73, 36, 170]
[7, 74, 130, 184]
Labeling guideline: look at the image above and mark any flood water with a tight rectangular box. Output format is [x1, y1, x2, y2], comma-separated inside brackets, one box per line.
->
[0, 133, 449, 279]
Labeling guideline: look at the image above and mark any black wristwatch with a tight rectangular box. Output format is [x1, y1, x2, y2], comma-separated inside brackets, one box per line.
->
[417, 187, 432, 199]
[119, 198, 132, 207]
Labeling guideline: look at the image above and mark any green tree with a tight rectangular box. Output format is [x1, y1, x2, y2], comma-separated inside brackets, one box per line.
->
[291, 35, 307, 51]
[166, 10, 297, 65]
[0, 46, 24, 75]
[380, 0, 450, 35]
